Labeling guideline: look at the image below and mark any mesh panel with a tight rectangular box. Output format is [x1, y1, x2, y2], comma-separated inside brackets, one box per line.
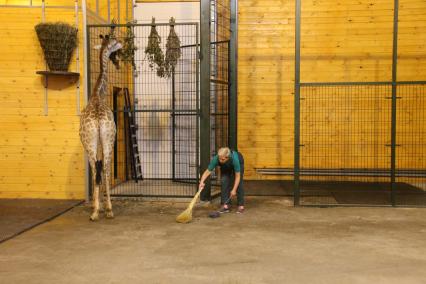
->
[299, 84, 392, 206]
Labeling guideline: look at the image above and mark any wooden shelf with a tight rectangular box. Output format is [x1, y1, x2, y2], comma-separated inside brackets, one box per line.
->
[36, 70, 80, 77]
[36, 71, 80, 116]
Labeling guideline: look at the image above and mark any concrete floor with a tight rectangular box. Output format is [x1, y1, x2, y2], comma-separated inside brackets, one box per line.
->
[1, 197, 425, 284]
[0, 199, 82, 243]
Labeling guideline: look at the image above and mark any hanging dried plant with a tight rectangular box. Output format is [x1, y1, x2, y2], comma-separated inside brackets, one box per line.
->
[145, 17, 165, 77]
[120, 21, 138, 71]
[164, 17, 181, 78]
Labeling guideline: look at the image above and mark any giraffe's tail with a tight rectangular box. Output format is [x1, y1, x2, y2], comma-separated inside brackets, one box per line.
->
[95, 160, 103, 184]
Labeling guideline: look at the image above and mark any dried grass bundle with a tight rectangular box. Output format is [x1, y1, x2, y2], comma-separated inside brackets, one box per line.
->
[145, 17, 165, 78]
[35, 22, 78, 72]
[120, 21, 138, 71]
[164, 17, 181, 78]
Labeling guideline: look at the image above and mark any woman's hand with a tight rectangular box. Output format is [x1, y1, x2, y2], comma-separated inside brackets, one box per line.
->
[199, 182, 205, 190]
[230, 189, 237, 197]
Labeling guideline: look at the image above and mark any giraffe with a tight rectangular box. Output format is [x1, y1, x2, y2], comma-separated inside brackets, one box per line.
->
[80, 33, 122, 221]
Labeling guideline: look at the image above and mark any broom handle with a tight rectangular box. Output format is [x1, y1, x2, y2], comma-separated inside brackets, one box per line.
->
[187, 187, 204, 210]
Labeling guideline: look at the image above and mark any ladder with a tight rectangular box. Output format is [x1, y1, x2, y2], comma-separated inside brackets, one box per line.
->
[123, 88, 143, 182]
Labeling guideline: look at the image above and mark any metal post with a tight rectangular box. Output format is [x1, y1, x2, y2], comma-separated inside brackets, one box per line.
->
[41, 0, 45, 21]
[75, 0, 81, 115]
[42, 0, 48, 116]
[196, 23, 200, 193]
[83, 0, 91, 202]
[86, 28, 92, 101]
[132, 0, 135, 22]
[126, 0, 128, 22]
[390, 0, 399, 206]
[117, 0, 120, 23]
[200, 0, 211, 201]
[294, 0, 301, 206]
[228, 40, 231, 147]
[229, 0, 238, 150]
[172, 68, 176, 181]
[108, 0, 110, 23]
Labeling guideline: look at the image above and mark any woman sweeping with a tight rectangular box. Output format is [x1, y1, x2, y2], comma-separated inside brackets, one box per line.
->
[199, 147, 245, 214]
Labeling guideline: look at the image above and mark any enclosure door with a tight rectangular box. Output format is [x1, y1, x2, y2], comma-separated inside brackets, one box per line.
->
[134, 1, 200, 181]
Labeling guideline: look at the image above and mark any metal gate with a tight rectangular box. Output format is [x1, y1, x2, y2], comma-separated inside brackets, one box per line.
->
[87, 23, 199, 198]
[297, 83, 426, 206]
[294, 0, 426, 207]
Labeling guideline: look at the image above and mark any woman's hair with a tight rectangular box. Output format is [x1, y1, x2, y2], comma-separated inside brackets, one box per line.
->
[218, 147, 231, 158]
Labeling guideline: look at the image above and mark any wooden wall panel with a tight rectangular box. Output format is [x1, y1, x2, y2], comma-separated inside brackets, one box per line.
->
[398, 0, 426, 81]
[238, 0, 294, 179]
[2, 1, 84, 6]
[0, 7, 85, 199]
[0, 1, 130, 199]
[136, 0, 198, 2]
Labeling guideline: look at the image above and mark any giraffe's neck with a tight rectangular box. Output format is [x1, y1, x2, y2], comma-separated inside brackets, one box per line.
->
[91, 52, 109, 103]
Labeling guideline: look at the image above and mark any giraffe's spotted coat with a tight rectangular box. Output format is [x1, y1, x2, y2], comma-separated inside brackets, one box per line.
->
[80, 35, 122, 221]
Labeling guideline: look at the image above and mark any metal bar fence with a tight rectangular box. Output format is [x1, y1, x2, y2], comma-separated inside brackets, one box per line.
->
[296, 82, 426, 206]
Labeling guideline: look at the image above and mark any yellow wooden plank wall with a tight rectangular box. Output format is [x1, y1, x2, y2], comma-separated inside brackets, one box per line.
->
[91, 0, 128, 24]
[0, 1, 130, 199]
[398, 0, 426, 80]
[238, 0, 426, 180]
[238, 0, 295, 179]
[136, 0, 198, 2]
[0, 7, 85, 199]
[109, 0, 131, 23]
[2, 1, 82, 5]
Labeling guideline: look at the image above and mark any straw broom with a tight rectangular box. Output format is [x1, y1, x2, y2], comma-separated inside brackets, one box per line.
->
[176, 187, 203, 223]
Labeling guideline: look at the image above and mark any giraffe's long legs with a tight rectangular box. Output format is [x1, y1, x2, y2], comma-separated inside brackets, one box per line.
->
[103, 161, 114, 219]
[80, 121, 101, 221]
[89, 159, 101, 221]
[101, 153, 113, 218]
[100, 120, 116, 219]
[99, 173, 107, 213]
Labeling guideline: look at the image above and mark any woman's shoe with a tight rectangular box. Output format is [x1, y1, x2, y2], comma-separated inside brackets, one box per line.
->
[236, 206, 245, 214]
[218, 206, 230, 213]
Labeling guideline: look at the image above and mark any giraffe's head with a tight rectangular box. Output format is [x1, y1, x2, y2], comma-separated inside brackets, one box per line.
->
[95, 33, 123, 70]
